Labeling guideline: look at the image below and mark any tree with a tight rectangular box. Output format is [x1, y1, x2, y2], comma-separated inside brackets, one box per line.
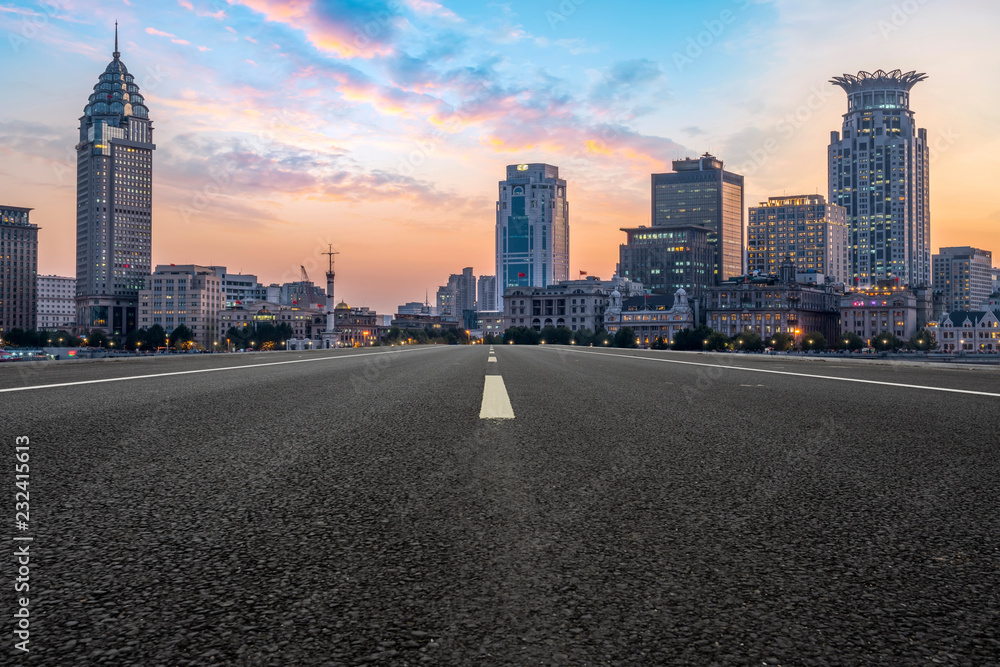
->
[908, 328, 935, 352]
[834, 332, 864, 352]
[386, 326, 404, 342]
[145, 324, 167, 349]
[672, 324, 715, 351]
[767, 331, 796, 352]
[540, 325, 572, 345]
[704, 332, 728, 351]
[592, 327, 612, 346]
[873, 331, 903, 352]
[124, 329, 144, 351]
[799, 332, 828, 352]
[614, 326, 638, 348]
[170, 324, 194, 349]
[86, 329, 109, 348]
[650, 336, 668, 350]
[572, 327, 594, 346]
[732, 331, 765, 352]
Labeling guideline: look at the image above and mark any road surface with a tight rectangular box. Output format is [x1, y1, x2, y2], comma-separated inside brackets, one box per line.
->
[3, 346, 999, 665]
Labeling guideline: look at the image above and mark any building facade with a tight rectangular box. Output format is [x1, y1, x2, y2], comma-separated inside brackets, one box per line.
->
[618, 225, 715, 299]
[219, 301, 325, 346]
[477, 275, 497, 311]
[829, 69, 930, 287]
[651, 154, 744, 283]
[209, 268, 268, 308]
[932, 246, 993, 314]
[502, 276, 640, 332]
[838, 282, 920, 344]
[935, 309, 999, 353]
[75, 28, 155, 336]
[604, 289, 696, 346]
[747, 194, 849, 283]
[37, 275, 76, 331]
[138, 265, 223, 349]
[496, 163, 570, 307]
[706, 274, 841, 341]
[0, 206, 38, 334]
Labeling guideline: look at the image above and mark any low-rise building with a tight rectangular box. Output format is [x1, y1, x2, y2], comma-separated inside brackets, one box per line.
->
[839, 281, 920, 344]
[502, 275, 642, 332]
[706, 270, 840, 341]
[218, 301, 325, 345]
[936, 308, 999, 353]
[36, 274, 76, 331]
[139, 265, 224, 348]
[334, 301, 386, 346]
[604, 288, 696, 345]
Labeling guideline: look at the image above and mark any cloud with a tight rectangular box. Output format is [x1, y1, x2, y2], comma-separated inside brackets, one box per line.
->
[683, 125, 706, 136]
[145, 26, 191, 45]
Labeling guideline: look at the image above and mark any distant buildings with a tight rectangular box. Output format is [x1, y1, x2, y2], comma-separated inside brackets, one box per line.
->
[219, 301, 324, 346]
[0, 206, 38, 333]
[75, 28, 155, 336]
[138, 265, 223, 349]
[829, 69, 930, 287]
[210, 268, 268, 308]
[436, 268, 475, 318]
[838, 281, 921, 344]
[37, 275, 76, 331]
[935, 308, 999, 353]
[502, 276, 640, 333]
[932, 246, 993, 314]
[705, 263, 841, 341]
[651, 154, 744, 283]
[618, 225, 715, 299]
[397, 301, 433, 316]
[477, 275, 497, 312]
[496, 163, 570, 307]
[604, 288, 696, 346]
[747, 194, 849, 283]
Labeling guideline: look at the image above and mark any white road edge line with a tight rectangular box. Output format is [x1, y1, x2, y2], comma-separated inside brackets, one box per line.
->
[0, 348, 435, 394]
[550, 348, 1000, 398]
[479, 375, 515, 419]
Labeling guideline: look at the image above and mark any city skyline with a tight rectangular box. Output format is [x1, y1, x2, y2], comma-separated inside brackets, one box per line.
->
[2, 1, 999, 315]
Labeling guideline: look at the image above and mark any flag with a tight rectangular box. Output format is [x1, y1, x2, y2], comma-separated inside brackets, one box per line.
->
[235, 300, 242, 305]
[518, 272, 526, 277]
[579, 270, 588, 276]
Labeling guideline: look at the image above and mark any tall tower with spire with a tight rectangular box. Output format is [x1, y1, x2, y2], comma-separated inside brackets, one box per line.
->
[75, 23, 156, 337]
[828, 69, 930, 288]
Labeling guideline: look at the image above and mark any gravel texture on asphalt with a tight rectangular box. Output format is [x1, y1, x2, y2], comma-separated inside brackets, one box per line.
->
[3, 346, 998, 665]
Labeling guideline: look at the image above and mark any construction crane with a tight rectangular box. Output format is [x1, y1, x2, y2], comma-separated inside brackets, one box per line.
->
[300, 265, 310, 282]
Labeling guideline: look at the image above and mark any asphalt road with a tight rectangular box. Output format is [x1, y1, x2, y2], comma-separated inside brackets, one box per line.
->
[3, 346, 999, 665]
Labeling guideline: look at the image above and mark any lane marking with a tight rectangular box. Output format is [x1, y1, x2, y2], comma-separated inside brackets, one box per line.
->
[0, 348, 437, 394]
[488, 357, 497, 363]
[479, 375, 515, 419]
[550, 349, 1000, 398]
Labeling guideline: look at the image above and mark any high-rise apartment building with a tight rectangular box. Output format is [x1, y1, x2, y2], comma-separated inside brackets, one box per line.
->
[37, 275, 76, 331]
[138, 265, 223, 348]
[618, 225, 715, 298]
[496, 164, 569, 307]
[75, 26, 155, 336]
[651, 154, 744, 283]
[747, 195, 849, 283]
[932, 246, 994, 313]
[829, 69, 930, 287]
[437, 268, 476, 317]
[477, 275, 497, 312]
[0, 206, 38, 333]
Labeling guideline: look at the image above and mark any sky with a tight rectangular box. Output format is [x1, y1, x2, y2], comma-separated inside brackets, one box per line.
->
[2, 0, 999, 314]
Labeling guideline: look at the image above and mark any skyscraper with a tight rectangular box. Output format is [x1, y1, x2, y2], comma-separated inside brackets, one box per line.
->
[829, 69, 930, 288]
[75, 25, 155, 336]
[496, 164, 569, 307]
[650, 154, 744, 283]
[747, 195, 849, 283]
[0, 206, 38, 333]
[477, 275, 497, 311]
[933, 246, 994, 313]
